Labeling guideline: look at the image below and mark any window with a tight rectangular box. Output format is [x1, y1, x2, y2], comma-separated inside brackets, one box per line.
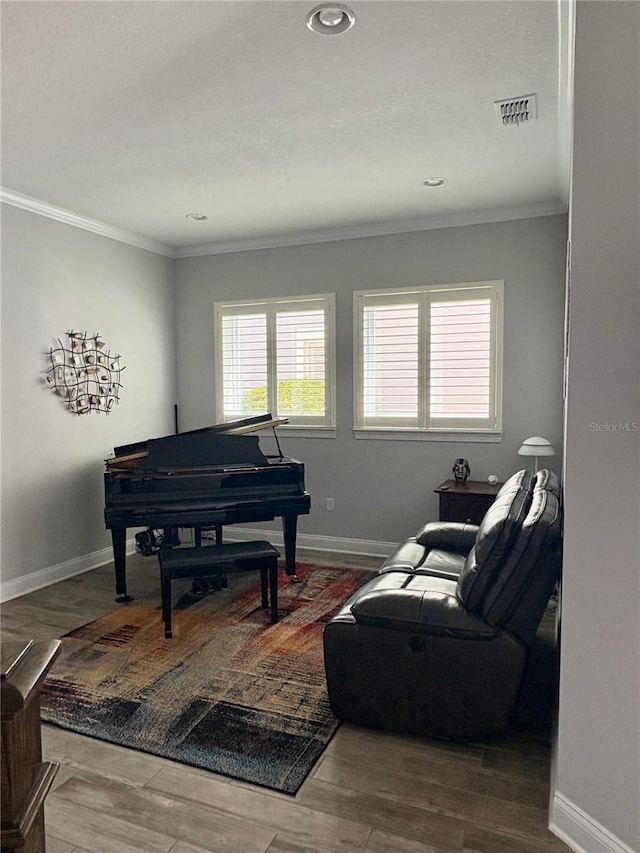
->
[214, 294, 335, 428]
[354, 281, 503, 434]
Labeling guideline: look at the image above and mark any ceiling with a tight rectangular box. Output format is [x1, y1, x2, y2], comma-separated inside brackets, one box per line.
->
[0, 1, 571, 257]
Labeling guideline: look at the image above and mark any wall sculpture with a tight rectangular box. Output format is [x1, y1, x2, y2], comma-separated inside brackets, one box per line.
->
[45, 331, 124, 414]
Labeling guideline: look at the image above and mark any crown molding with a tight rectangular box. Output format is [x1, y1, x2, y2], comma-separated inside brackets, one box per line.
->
[0, 188, 172, 257]
[1, 187, 567, 261]
[171, 202, 568, 258]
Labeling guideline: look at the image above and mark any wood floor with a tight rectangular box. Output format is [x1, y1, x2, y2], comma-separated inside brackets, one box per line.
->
[1, 547, 570, 853]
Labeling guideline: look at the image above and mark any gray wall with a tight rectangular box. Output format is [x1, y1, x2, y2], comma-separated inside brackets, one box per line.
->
[553, 3, 640, 850]
[0, 205, 176, 593]
[174, 214, 567, 547]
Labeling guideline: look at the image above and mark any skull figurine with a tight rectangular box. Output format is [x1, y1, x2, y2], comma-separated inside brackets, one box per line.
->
[452, 458, 471, 483]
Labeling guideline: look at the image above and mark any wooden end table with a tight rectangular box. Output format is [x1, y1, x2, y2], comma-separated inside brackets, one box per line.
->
[434, 479, 503, 525]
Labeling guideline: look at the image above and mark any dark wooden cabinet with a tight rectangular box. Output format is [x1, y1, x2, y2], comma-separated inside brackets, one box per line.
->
[1, 640, 61, 853]
[434, 479, 503, 525]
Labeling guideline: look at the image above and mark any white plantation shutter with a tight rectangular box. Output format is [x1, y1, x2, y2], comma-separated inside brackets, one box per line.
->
[215, 295, 335, 427]
[429, 295, 495, 428]
[355, 282, 502, 432]
[220, 311, 268, 418]
[362, 297, 420, 425]
[276, 308, 326, 417]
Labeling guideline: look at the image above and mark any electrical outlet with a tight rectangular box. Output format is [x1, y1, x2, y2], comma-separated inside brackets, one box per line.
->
[325, 498, 334, 511]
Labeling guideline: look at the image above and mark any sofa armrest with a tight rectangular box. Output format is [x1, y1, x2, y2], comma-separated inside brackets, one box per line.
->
[415, 521, 479, 554]
[350, 583, 499, 640]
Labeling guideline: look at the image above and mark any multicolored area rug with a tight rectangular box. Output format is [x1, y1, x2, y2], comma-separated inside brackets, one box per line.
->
[41, 562, 371, 794]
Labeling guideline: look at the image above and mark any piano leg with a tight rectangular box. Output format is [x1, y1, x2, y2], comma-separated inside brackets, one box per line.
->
[162, 527, 180, 547]
[282, 514, 299, 582]
[193, 525, 222, 546]
[111, 528, 132, 603]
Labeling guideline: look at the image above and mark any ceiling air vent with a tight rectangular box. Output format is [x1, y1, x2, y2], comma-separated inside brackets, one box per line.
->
[494, 94, 537, 127]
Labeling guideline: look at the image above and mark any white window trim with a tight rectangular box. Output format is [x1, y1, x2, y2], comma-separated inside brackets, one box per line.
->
[353, 429, 502, 443]
[353, 280, 504, 435]
[214, 293, 336, 429]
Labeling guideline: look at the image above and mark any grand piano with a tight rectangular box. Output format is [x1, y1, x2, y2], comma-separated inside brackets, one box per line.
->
[104, 414, 311, 601]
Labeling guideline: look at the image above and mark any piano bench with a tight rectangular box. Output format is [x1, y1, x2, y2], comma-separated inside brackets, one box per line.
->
[157, 541, 280, 639]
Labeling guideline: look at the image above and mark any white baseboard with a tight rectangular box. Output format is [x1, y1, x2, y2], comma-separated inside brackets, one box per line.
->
[0, 539, 137, 603]
[200, 526, 397, 559]
[0, 532, 394, 603]
[550, 792, 638, 853]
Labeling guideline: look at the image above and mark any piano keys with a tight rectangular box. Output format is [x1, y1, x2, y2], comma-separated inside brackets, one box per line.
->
[104, 414, 311, 601]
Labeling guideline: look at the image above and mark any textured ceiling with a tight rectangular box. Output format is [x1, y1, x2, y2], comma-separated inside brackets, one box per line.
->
[0, 1, 571, 255]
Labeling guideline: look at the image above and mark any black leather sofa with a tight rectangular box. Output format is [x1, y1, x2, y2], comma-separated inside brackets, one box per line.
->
[323, 469, 562, 740]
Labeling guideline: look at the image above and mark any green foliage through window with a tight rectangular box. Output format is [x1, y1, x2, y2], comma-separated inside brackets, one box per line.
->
[242, 379, 325, 415]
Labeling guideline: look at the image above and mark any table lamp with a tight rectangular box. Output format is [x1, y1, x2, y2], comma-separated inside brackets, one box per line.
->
[517, 436, 556, 472]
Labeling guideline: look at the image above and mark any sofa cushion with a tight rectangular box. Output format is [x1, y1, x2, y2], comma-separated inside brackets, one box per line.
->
[456, 469, 533, 612]
[379, 538, 466, 579]
[379, 538, 426, 573]
[350, 572, 500, 639]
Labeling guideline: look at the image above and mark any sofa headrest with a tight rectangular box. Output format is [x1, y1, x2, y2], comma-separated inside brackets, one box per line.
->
[481, 488, 562, 637]
[533, 469, 562, 497]
[456, 470, 534, 611]
[497, 469, 534, 499]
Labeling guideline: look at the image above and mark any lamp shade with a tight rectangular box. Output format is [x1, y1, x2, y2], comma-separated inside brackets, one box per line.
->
[517, 436, 556, 472]
[517, 436, 556, 457]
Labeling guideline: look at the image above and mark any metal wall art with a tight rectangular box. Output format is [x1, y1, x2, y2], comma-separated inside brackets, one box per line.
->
[45, 331, 124, 415]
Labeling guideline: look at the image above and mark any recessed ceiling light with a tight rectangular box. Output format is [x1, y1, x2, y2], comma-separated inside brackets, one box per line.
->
[421, 177, 447, 188]
[307, 4, 355, 35]
[185, 213, 208, 221]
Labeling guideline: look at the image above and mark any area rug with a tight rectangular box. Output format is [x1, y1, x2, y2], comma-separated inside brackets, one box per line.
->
[40, 562, 371, 794]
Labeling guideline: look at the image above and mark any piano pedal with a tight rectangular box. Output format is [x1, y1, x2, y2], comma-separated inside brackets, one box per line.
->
[135, 529, 159, 556]
[191, 574, 228, 595]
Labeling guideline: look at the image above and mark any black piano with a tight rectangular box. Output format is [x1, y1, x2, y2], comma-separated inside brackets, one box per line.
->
[104, 414, 311, 601]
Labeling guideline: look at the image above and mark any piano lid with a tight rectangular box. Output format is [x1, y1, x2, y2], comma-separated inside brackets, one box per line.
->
[107, 414, 287, 470]
[142, 432, 268, 470]
[196, 414, 288, 436]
